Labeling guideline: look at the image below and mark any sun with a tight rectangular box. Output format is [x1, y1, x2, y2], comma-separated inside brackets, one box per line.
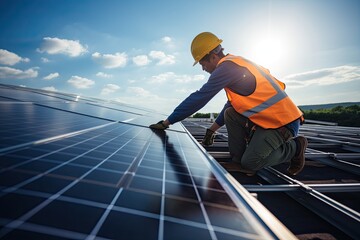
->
[250, 34, 288, 71]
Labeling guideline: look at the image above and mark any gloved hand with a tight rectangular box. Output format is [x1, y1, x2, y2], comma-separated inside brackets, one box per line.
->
[149, 120, 169, 130]
[202, 128, 215, 146]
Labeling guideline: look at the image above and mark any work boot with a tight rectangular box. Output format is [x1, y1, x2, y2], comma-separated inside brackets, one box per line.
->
[287, 136, 308, 175]
[219, 162, 256, 176]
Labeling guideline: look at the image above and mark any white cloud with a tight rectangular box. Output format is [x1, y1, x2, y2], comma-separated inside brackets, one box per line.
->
[116, 87, 180, 113]
[42, 86, 57, 92]
[149, 72, 205, 84]
[162, 36, 172, 43]
[38, 37, 87, 57]
[127, 87, 152, 97]
[67, 75, 94, 89]
[149, 50, 175, 65]
[176, 88, 195, 94]
[284, 65, 360, 89]
[43, 72, 59, 80]
[41, 57, 50, 63]
[149, 72, 175, 84]
[174, 74, 205, 83]
[160, 36, 175, 48]
[92, 52, 127, 68]
[0, 49, 30, 66]
[96, 72, 113, 78]
[101, 84, 120, 95]
[0, 66, 38, 79]
[133, 55, 150, 66]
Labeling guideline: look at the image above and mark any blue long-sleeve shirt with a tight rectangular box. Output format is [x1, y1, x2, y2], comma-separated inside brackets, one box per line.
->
[167, 59, 300, 136]
[168, 61, 254, 125]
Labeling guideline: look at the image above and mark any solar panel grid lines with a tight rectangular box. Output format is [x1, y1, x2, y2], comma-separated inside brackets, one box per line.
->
[85, 186, 124, 240]
[0, 123, 123, 176]
[1, 84, 298, 240]
[157, 132, 167, 240]
[159, 131, 274, 240]
[2, 145, 146, 237]
[2, 95, 137, 131]
[176, 135, 272, 239]
[113, 132, 153, 189]
[0, 127, 268, 238]
[86, 102, 144, 117]
[178, 121, 288, 239]
[165, 132, 217, 240]
[0, 125, 143, 234]
[7, 85, 80, 103]
[182, 119, 360, 239]
[0, 104, 115, 151]
[1, 83, 159, 119]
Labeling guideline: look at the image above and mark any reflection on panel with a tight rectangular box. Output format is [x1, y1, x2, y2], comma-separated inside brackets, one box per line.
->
[0, 84, 294, 239]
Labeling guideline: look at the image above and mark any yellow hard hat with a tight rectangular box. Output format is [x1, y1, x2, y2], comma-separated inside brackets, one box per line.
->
[191, 32, 223, 66]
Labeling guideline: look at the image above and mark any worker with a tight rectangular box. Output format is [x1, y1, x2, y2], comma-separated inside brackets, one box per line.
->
[150, 32, 308, 176]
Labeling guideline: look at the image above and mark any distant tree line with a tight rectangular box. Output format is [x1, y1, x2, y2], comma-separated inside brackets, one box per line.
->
[192, 113, 219, 118]
[192, 105, 360, 127]
[301, 105, 360, 127]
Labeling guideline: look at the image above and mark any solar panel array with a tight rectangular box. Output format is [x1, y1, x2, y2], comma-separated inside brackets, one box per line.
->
[0, 84, 295, 240]
[182, 118, 360, 239]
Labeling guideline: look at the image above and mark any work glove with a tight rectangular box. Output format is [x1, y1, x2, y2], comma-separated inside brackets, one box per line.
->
[202, 128, 215, 146]
[149, 120, 169, 130]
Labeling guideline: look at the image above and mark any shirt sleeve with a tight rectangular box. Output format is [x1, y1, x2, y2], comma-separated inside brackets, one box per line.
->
[167, 61, 235, 124]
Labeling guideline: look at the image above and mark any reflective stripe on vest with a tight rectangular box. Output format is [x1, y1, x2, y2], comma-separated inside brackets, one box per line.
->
[219, 55, 303, 128]
[223, 55, 287, 118]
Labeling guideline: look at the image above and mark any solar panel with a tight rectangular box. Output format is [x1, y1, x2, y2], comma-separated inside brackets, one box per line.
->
[0, 84, 296, 239]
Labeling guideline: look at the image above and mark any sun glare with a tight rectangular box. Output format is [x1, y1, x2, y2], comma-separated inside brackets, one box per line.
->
[250, 34, 288, 71]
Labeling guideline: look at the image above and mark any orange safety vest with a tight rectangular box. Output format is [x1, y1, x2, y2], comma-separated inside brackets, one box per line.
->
[218, 55, 303, 129]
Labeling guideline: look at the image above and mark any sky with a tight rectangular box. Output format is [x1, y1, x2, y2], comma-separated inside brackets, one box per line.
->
[0, 0, 359, 115]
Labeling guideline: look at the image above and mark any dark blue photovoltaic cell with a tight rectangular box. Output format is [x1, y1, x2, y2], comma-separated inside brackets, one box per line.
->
[0, 103, 111, 149]
[41, 101, 140, 121]
[0, 84, 157, 116]
[0, 84, 289, 239]
[0, 86, 71, 102]
[86, 101, 161, 116]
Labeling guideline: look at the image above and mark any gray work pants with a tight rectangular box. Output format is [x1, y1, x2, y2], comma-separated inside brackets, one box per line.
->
[224, 107, 297, 171]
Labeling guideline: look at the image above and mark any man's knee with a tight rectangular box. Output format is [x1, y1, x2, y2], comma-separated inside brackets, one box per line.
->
[241, 149, 266, 171]
[241, 157, 262, 171]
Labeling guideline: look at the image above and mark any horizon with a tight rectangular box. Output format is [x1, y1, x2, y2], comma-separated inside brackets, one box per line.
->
[0, 0, 359, 115]
[3, 83, 359, 115]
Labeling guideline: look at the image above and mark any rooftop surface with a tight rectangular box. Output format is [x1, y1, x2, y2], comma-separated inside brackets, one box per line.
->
[182, 118, 360, 240]
[0, 83, 359, 240]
